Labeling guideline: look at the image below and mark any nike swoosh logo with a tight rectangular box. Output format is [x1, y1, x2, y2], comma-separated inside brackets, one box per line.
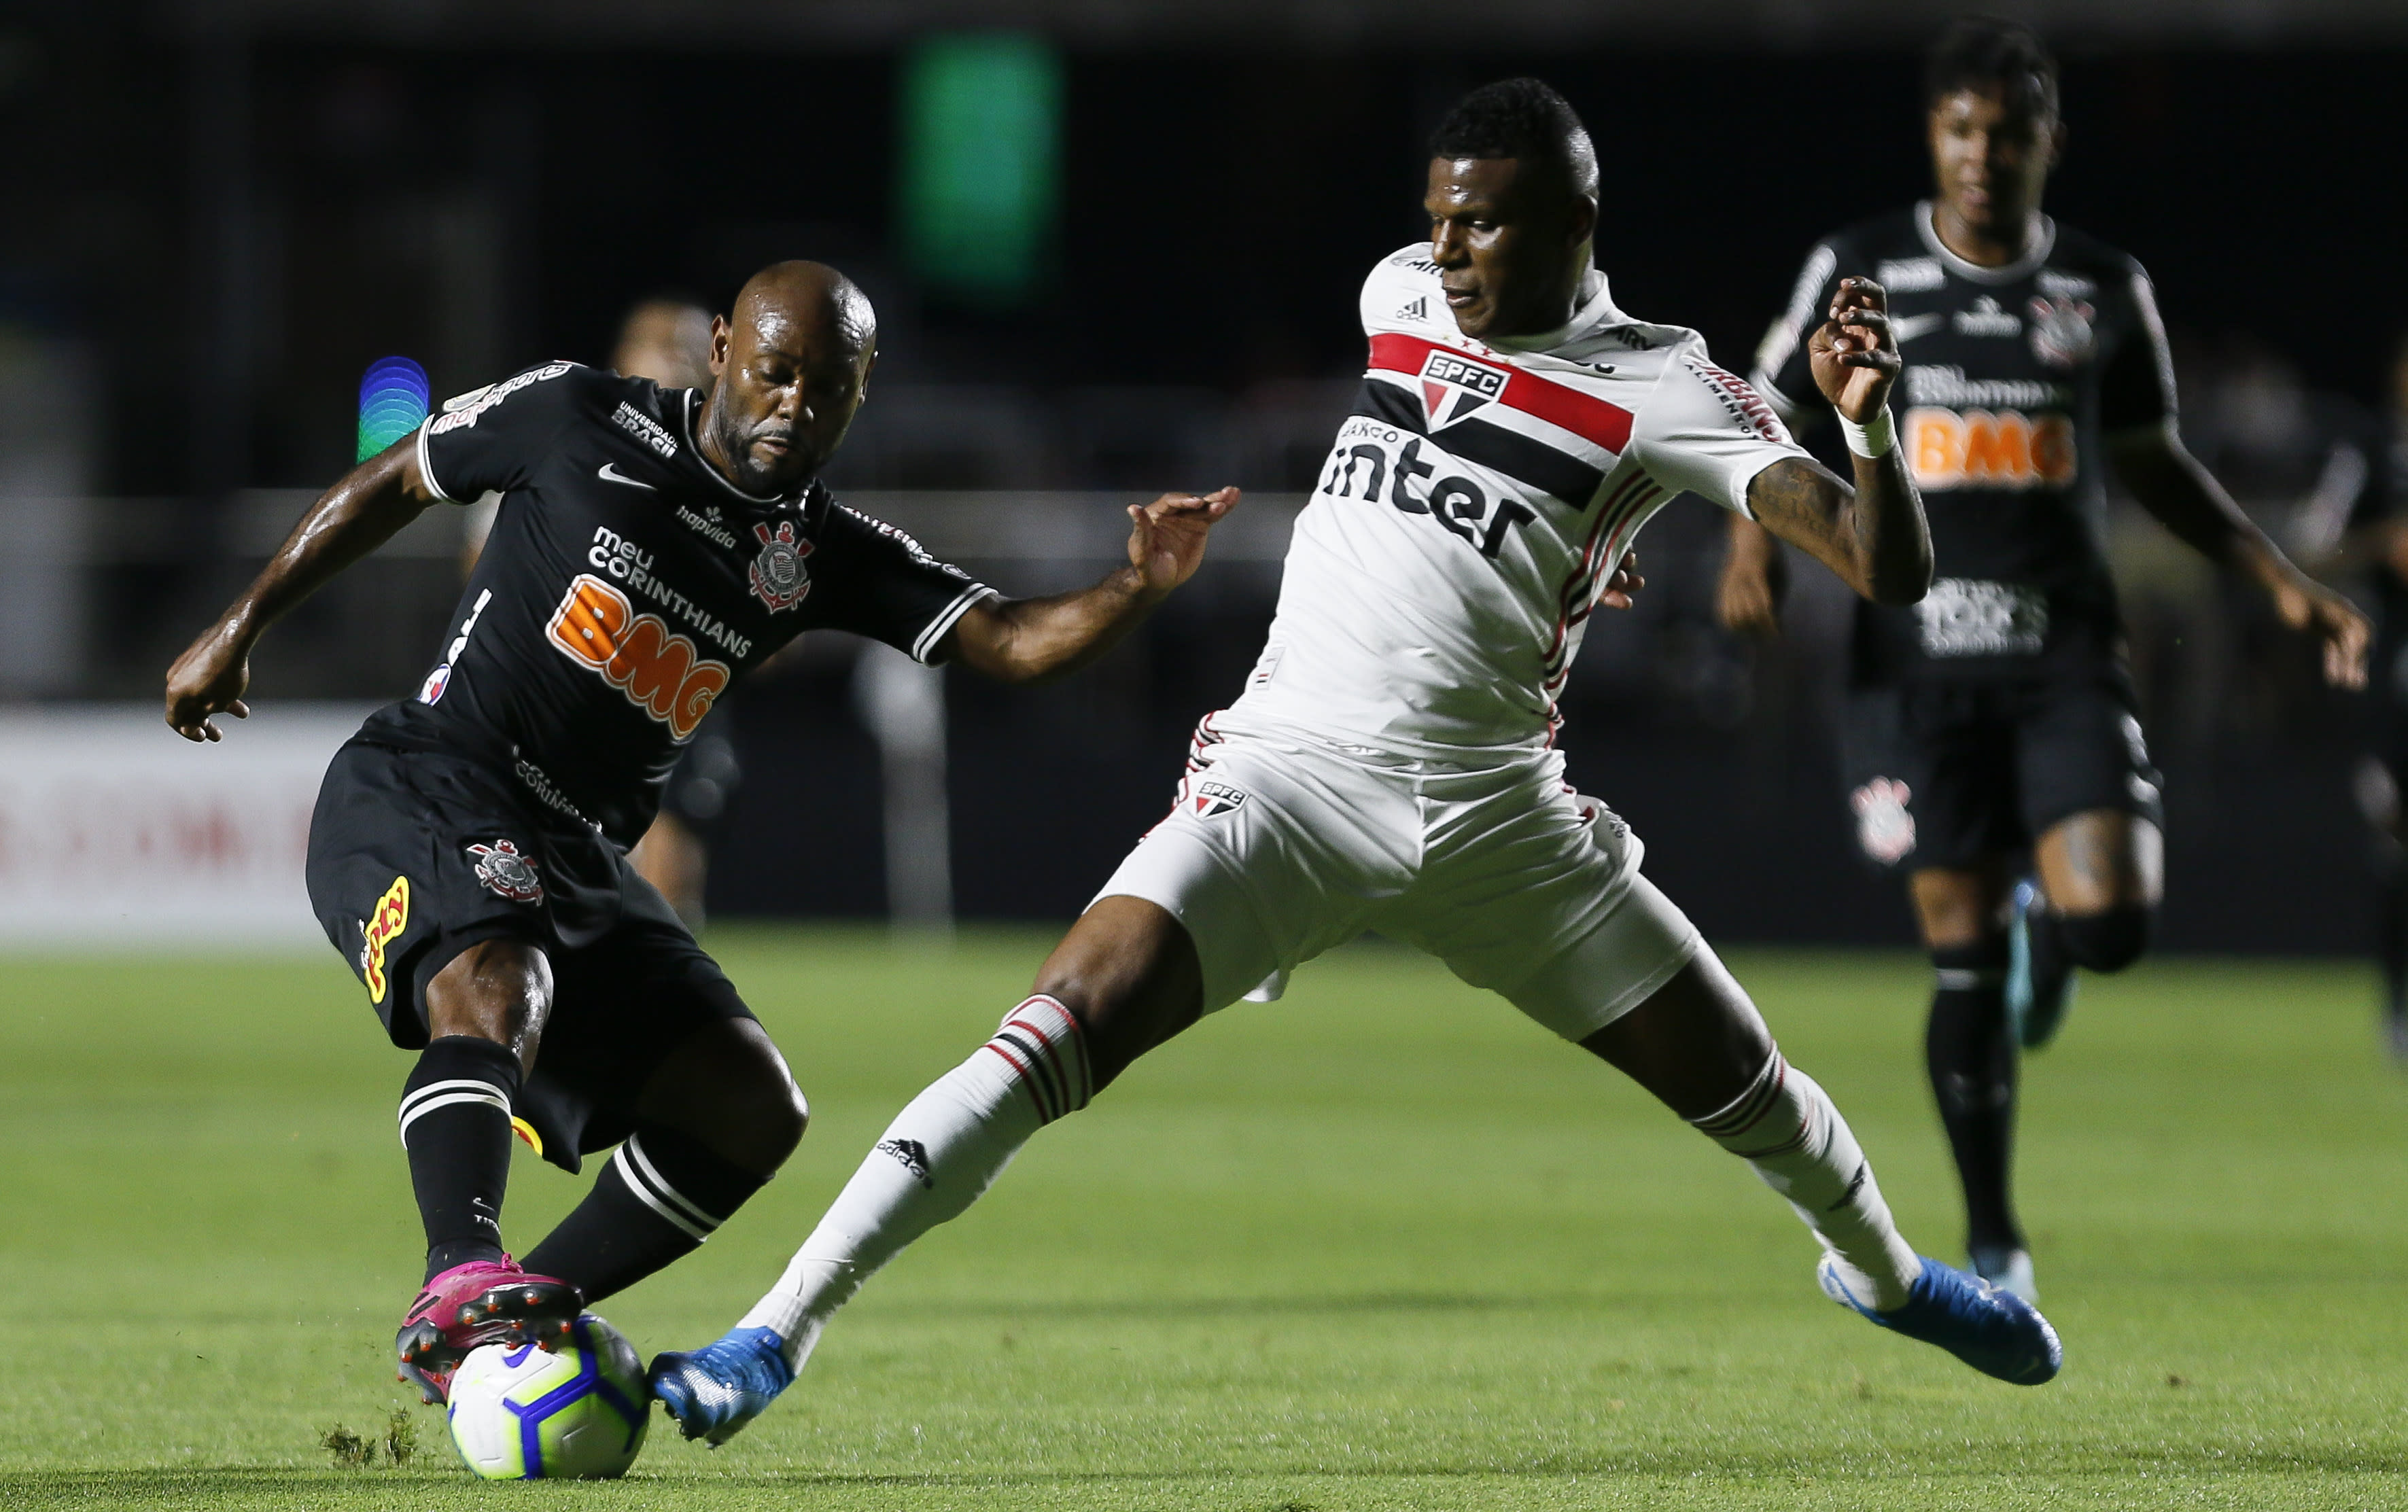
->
[1890, 313, 1943, 345]
[597, 463, 655, 490]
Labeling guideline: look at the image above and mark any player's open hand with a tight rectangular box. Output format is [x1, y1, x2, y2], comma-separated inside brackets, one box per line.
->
[164, 623, 254, 742]
[1598, 551, 1644, 612]
[1807, 277, 1902, 423]
[1128, 487, 1240, 595]
[2271, 572, 2372, 689]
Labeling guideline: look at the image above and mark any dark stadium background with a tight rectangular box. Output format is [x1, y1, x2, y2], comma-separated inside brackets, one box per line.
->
[5, 3, 2404, 949]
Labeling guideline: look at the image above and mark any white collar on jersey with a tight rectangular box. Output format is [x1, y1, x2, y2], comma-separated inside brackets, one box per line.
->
[1915, 198, 2059, 285]
[1485, 267, 1625, 355]
[678, 389, 807, 507]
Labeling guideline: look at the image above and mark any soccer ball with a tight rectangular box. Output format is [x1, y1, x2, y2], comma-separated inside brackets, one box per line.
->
[445, 1314, 650, 1479]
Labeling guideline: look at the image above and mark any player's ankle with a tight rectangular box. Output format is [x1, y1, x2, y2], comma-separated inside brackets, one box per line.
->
[426, 1240, 508, 1278]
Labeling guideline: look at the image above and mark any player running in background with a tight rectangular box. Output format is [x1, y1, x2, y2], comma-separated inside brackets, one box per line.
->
[1719, 18, 2368, 1300]
[163, 260, 1236, 1405]
[651, 78, 2062, 1447]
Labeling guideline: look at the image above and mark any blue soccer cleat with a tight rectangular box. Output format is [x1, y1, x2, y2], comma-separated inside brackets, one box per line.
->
[1820, 1254, 2062, 1385]
[647, 1326, 795, 1445]
[2007, 877, 2078, 1049]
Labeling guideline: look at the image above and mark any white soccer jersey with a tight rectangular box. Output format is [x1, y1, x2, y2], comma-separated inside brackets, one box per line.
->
[1229, 245, 1815, 752]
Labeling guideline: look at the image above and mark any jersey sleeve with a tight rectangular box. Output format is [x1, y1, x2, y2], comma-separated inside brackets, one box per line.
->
[1749, 240, 1843, 427]
[415, 360, 587, 502]
[1626, 351, 1815, 518]
[2097, 262, 2178, 437]
[807, 501, 997, 664]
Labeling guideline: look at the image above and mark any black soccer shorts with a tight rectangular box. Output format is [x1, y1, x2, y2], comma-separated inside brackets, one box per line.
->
[305, 739, 752, 1172]
[1841, 667, 2165, 873]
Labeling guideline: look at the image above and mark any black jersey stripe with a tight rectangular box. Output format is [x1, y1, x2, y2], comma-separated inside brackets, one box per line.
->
[1351, 381, 1605, 508]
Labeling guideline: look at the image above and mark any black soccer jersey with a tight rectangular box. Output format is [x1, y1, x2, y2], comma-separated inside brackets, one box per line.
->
[355, 360, 992, 846]
[1752, 203, 2177, 682]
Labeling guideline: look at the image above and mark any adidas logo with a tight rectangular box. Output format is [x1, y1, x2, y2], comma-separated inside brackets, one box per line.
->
[1395, 296, 1428, 321]
[876, 1137, 935, 1189]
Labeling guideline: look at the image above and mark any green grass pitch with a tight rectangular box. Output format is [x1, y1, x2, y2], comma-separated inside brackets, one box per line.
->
[4, 931, 2407, 1509]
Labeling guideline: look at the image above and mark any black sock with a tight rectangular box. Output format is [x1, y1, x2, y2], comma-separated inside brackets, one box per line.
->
[2380, 855, 2408, 1023]
[521, 1126, 769, 1305]
[1925, 938, 2024, 1256]
[2026, 900, 2073, 1000]
[401, 1036, 523, 1282]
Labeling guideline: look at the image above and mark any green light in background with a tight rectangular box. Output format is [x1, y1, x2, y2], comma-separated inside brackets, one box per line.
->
[899, 33, 1062, 307]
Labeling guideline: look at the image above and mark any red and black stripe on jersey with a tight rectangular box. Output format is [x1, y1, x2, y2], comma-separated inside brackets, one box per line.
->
[1348, 333, 1635, 509]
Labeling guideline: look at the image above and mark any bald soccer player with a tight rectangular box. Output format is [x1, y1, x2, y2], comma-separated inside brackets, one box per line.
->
[164, 261, 1237, 1405]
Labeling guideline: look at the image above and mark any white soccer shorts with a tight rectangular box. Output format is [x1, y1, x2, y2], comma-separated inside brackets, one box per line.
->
[1094, 714, 1703, 1041]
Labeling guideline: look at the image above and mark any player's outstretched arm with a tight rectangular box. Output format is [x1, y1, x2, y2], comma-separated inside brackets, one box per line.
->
[164, 440, 446, 741]
[2110, 429, 2371, 689]
[943, 487, 1239, 684]
[1743, 277, 1932, 608]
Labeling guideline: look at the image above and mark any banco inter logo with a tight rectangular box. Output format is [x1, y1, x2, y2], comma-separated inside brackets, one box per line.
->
[1416, 349, 1509, 428]
[544, 574, 732, 741]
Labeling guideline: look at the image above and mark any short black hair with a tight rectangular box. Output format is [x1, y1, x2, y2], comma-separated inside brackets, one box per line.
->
[1925, 16, 2059, 120]
[1429, 77, 1599, 196]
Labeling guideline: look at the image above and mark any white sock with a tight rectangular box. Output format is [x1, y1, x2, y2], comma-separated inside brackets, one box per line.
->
[1690, 1052, 1921, 1312]
[737, 996, 1093, 1371]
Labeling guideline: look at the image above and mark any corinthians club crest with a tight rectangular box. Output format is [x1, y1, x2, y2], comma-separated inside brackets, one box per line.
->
[749, 519, 814, 612]
[466, 838, 544, 904]
[2027, 293, 2096, 370]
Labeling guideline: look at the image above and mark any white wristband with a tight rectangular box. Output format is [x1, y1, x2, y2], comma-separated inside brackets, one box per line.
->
[1839, 406, 1896, 459]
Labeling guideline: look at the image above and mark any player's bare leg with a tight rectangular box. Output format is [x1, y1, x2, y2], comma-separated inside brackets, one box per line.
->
[395, 940, 582, 1403]
[2019, 810, 2161, 1038]
[1588, 951, 2056, 1384]
[648, 899, 1201, 1441]
[521, 1017, 809, 1307]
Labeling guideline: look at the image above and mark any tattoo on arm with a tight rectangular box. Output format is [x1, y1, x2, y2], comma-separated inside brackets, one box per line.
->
[1744, 453, 1930, 606]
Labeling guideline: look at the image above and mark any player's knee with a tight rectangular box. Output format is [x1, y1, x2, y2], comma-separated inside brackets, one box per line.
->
[2057, 904, 2151, 974]
[425, 938, 554, 1056]
[657, 1027, 809, 1173]
[723, 1051, 809, 1168]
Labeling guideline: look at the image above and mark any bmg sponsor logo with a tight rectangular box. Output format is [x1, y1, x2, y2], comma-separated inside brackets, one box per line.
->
[1906, 407, 2075, 490]
[545, 574, 732, 741]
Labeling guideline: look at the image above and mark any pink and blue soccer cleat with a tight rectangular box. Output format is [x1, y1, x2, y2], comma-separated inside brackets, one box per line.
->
[395, 1256, 583, 1405]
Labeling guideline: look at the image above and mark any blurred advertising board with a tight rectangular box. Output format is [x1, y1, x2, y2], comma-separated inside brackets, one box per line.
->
[0, 704, 370, 947]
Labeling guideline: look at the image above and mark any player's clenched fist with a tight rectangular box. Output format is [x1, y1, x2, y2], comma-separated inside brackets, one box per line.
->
[1126, 487, 1240, 596]
[1807, 276, 1903, 423]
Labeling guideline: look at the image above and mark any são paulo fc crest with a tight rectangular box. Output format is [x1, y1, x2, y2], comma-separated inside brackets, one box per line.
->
[1416, 348, 1510, 428]
[749, 520, 814, 613]
[467, 838, 544, 904]
[2027, 294, 2096, 370]
[1188, 779, 1248, 818]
